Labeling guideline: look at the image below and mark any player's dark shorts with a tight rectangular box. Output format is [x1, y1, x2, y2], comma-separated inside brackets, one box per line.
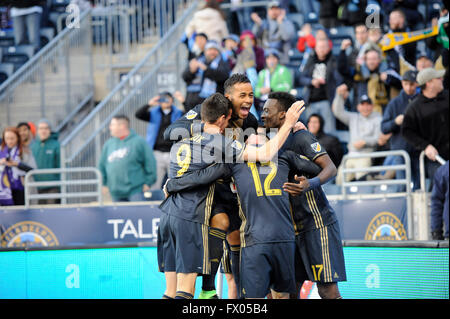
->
[157, 213, 210, 274]
[240, 242, 296, 298]
[294, 221, 347, 283]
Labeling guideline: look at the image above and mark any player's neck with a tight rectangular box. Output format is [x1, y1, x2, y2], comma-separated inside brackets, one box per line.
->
[203, 122, 221, 134]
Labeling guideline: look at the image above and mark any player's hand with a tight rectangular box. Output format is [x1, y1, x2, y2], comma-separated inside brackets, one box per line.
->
[285, 100, 305, 128]
[282, 175, 309, 196]
[293, 121, 307, 132]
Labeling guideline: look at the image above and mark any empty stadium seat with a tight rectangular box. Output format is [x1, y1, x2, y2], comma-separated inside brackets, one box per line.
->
[0, 62, 14, 85]
[1, 45, 34, 71]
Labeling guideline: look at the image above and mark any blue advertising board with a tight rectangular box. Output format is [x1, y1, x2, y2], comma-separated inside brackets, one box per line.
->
[0, 196, 409, 248]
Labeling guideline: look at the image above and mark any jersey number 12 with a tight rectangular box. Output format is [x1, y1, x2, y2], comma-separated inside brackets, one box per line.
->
[247, 162, 282, 197]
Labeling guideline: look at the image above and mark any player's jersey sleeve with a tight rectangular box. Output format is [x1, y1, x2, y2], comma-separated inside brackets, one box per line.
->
[291, 130, 327, 162]
[163, 104, 203, 142]
[281, 150, 321, 177]
[165, 163, 232, 194]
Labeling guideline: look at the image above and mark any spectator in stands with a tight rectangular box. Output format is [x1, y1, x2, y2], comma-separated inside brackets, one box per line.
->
[416, 55, 434, 71]
[401, 68, 449, 190]
[296, 23, 315, 54]
[317, 0, 339, 28]
[187, 32, 208, 61]
[7, 0, 45, 52]
[232, 34, 258, 87]
[307, 113, 344, 168]
[387, 8, 417, 66]
[17, 122, 35, 149]
[30, 119, 60, 204]
[353, 47, 402, 114]
[98, 115, 156, 202]
[385, 0, 423, 31]
[182, 40, 231, 112]
[222, 34, 240, 70]
[336, 0, 368, 26]
[237, 30, 265, 72]
[381, 70, 420, 190]
[332, 86, 382, 184]
[338, 23, 369, 74]
[254, 48, 292, 114]
[0, 127, 35, 206]
[430, 161, 449, 240]
[135, 92, 183, 191]
[250, 1, 296, 65]
[298, 38, 340, 134]
[184, 0, 229, 45]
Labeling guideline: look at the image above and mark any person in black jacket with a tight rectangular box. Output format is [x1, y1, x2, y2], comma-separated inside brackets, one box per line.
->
[182, 40, 231, 113]
[307, 113, 344, 169]
[381, 70, 420, 190]
[401, 68, 449, 190]
[298, 38, 342, 134]
[4, 0, 47, 52]
[430, 161, 449, 240]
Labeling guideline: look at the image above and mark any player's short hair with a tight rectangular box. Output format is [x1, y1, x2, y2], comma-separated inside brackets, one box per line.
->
[112, 114, 130, 127]
[224, 73, 251, 94]
[268, 92, 297, 112]
[201, 93, 232, 123]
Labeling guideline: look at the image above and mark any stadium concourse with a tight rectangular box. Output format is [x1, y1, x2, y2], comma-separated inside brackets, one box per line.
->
[0, 0, 448, 300]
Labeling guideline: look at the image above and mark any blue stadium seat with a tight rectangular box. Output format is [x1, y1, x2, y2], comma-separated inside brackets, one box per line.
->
[373, 184, 400, 194]
[0, 29, 15, 48]
[51, 0, 71, 13]
[348, 185, 375, 194]
[1, 45, 34, 71]
[287, 13, 304, 32]
[0, 62, 14, 85]
[322, 183, 342, 195]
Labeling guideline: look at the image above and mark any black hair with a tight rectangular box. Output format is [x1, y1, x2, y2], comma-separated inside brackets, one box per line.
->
[195, 32, 208, 40]
[307, 113, 325, 134]
[267, 91, 297, 112]
[201, 93, 232, 123]
[224, 73, 251, 94]
[112, 114, 130, 127]
[17, 122, 31, 129]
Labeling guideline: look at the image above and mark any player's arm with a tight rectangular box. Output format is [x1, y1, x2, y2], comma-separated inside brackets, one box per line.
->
[283, 153, 336, 195]
[241, 101, 305, 162]
[163, 104, 203, 142]
[164, 163, 231, 196]
[283, 150, 321, 177]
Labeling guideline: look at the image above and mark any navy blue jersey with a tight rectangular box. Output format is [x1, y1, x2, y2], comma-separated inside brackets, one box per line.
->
[160, 132, 243, 225]
[284, 130, 338, 232]
[232, 150, 321, 247]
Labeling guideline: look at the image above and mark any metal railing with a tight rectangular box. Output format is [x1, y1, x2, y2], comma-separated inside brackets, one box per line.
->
[339, 150, 414, 238]
[59, 0, 199, 193]
[0, 9, 94, 130]
[24, 167, 103, 208]
[419, 150, 446, 192]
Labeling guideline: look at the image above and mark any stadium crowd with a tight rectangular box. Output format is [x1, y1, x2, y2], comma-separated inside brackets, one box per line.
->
[0, 1, 448, 236]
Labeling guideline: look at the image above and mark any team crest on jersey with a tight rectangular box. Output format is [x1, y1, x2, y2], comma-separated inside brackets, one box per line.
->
[310, 142, 322, 153]
[0, 221, 59, 248]
[365, 212, 407, 240]
[185, 109, 198, 120]
[231, 140, 243, 151]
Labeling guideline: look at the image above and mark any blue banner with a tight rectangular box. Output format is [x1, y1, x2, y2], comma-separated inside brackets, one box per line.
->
[0, 197, 408, 248]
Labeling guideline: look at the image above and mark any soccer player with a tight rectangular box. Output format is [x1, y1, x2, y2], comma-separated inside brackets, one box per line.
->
[164, 73, 257, 299]
[165, 133, 322, 298]
[158, 92, 305, 299]
[262, 92, 347, 299]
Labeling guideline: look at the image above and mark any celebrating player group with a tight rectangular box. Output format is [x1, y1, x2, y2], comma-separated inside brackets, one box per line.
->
[157, 73, 346, 300]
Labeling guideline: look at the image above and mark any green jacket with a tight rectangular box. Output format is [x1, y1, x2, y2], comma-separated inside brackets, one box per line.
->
[254, 64, 293, 98]
[98, 130, 157, 198]
[30, 132, 61, 186]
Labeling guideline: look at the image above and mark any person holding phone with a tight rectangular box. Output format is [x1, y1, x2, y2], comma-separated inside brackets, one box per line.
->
[135, 92, 184, 192]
